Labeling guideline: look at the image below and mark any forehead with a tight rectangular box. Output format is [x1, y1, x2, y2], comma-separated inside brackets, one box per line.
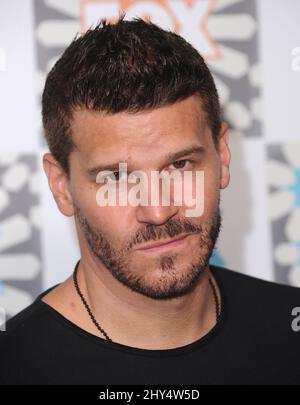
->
[70, 95, 210, 166]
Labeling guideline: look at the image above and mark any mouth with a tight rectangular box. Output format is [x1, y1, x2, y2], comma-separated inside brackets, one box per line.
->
[134, 233, 192, 253]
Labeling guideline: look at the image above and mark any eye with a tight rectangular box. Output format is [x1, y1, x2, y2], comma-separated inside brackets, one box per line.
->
[106, 171, 127, 183]
[169, 159, 191, 170]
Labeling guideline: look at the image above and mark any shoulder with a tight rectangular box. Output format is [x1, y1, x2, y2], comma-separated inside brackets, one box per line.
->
[0, 300, 46, 348]
[0, 281, 64, 346]
[0, 286, 60, 360]
[211, 264, 300, 301]
[211, 264, 300, 336]
[0, 288, 62, 384]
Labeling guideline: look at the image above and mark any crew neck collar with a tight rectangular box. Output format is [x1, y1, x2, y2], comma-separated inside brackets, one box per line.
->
[35, 261, 227, 358]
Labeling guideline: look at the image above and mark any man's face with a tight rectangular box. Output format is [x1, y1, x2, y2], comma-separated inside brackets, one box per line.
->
[58, 96, 230, 299]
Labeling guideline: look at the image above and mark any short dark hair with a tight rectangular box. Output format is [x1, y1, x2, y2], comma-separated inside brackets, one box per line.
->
[42, 15, 221, 177]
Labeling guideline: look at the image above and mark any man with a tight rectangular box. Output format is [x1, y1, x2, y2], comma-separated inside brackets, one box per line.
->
[0, 16, 299, 385]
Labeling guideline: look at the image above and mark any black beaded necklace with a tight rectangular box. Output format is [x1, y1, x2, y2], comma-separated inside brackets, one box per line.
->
[73, 260, 221, 342]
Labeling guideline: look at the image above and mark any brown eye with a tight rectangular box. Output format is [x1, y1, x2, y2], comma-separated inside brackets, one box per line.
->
[169, 160, 189, 170]
[104, 171, 127, 183]
[113, 171, 120, 180]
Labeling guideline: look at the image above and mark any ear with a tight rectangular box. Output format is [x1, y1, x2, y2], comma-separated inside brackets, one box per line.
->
[43, 153, 74, 217]
[218, 122, 231, 190]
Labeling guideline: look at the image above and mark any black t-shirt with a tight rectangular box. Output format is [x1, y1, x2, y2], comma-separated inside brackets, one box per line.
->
[0, 264, 300, 385]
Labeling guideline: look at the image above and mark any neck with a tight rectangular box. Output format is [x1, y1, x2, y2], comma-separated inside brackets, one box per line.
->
[73, 254, 219, 350]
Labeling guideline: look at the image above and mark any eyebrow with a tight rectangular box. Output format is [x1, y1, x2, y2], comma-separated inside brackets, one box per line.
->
[87, 145, 206, 177]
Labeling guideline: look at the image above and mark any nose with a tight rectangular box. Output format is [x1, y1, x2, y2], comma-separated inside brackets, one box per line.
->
[136, 203, 179, 225]
[135, 174, 180, 225]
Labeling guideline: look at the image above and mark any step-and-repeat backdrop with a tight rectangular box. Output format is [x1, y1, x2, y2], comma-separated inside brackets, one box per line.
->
[0, 0, 300, 317]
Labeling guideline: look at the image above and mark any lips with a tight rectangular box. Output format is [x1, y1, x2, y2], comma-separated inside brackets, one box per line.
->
[135, 233, 191, 252]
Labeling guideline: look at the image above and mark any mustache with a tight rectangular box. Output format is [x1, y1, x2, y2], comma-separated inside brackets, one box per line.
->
[74, 203, 205, 251]
[127, 219, 202, 250]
